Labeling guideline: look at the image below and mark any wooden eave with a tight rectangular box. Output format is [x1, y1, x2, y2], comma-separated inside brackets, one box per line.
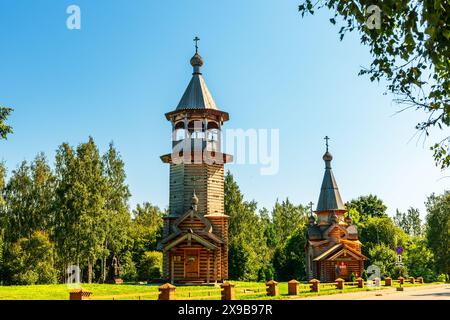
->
[163, 232, 218, 252]
[160, 152, 233, 164]
[165, 109, 230, 122]
[313, 244, 342, 261]
[313, 243, 368, 262]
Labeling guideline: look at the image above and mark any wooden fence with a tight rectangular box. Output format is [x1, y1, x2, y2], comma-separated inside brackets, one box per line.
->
[69, 276, 426, 301]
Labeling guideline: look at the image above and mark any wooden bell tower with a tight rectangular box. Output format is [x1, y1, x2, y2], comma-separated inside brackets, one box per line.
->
[160, 38, 232, 284]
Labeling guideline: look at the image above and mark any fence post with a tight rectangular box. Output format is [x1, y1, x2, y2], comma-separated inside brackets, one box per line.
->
[417, 277, 424, 284]
[158, 283, 176, 300]
[288, 280, 300, 295]
[266, 280, 279, 296]
[69, 289, 92, 301]
[220, 282, 235, 300]
[356, 277, 364, 288]
[385, 277, 392, 286]
[335, 278, 345, 290]
[409, 277, 415, 284]
[398, 277, 404, 285]
[309, 279, 320, 292]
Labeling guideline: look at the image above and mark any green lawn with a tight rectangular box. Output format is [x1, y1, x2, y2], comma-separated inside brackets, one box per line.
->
[0, 281, 437, 300]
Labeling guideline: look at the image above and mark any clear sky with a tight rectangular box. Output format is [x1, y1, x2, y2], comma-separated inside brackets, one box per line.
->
[0, 0, 448, 218]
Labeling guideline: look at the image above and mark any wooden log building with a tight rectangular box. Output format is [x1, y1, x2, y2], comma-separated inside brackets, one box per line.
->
[159, 43, 232, 284]
[306, 140, 367, 282]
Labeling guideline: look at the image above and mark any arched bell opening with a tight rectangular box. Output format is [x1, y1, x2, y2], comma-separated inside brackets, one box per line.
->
[206, 122, 221, 152]
[173, 121, 186, 142]
[188, 120, 205, 139]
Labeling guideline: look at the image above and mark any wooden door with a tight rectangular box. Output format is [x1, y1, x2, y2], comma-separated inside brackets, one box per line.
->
[184, 249, 199, 278]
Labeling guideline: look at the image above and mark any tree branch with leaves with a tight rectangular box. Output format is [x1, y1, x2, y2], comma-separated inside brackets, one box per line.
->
[0, 107, 13, 140]
[299, 0, 450, 169]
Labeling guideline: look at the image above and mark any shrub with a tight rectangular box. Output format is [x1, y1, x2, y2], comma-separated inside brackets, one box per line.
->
[137, 251, 162, 281]
[368, 243, 397, 277]
[120, 251, 137, 281]
[3, 231, 57, 285]
[437, 274, 448, 283]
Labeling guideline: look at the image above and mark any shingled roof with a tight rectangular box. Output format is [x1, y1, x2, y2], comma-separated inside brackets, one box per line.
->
[176, 53, 219, 111]
[316, 151, 346, 212]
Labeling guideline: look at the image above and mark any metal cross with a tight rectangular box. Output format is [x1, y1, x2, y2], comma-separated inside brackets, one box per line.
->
[324, 136, 330, 152]
[193, 36, 200, 53]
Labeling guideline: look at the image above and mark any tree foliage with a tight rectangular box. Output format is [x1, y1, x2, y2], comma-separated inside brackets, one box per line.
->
[0, 137, 448, 284]
[425, 192, 450, 279]
[394, 207, 423, 236]
[298, 1, 450, 169]
[404, 237, 436, 281]
[225, 172, 269, 281]
[2, 231, 57, 285]
[273, 224, 308, 281]
[368, 243, 398, 278]
[0, 107, 13, 140]
[346, 194, 387, 222]
[358, 216, 407, 256]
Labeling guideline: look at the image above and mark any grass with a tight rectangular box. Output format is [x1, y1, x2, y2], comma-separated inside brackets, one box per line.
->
[0, 281, 441, 300]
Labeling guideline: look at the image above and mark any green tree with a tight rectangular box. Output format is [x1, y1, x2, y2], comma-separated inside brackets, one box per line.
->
[271, 199, 307, 248]
[131, 202, 163, 254]
[3, 161, 34, 242]
[298, 1, 450, 169]
[394, 207, 423, 236]
[3, 231, 57, 285]
[225, 171, 269, 281]
[54, 138, 108, 283]
[101, 143, 132, 282]
[346, 195, 387, 222]
[405, 237, 436, 282]
[273, 224, 308, 281]
[346, 207, 361, 225]
[359, 216, 407, 257]
[137, 251, 162, 281]
[259, 208, 277, 250]
[130, 202, 164, 280]
[0, 163, 6, 274]
[425, 192, 450, 280]
[0, 107, 13, 140]
[368, 243, 398, 278]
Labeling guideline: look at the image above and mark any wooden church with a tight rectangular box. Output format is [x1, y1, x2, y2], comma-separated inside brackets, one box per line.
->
[306, 139, 367, 282]
[159, 41, 232, 284]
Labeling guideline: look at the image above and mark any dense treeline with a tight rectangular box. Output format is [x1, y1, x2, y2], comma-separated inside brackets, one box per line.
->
[0, 138, 449, 284]
[0, 138, 163, 284]
[225, 174, 449, 283]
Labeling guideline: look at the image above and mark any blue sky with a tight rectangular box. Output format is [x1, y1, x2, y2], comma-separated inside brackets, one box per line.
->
[0, 0, 448, 218]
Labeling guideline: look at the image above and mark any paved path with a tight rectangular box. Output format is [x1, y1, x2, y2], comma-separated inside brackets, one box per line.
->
[296, 284, 450, 300]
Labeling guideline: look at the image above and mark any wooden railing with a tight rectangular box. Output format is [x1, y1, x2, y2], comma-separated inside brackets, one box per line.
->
[69, 276, 426, 300]
[176, 288, 222, 300]
[235, 286, 267, 299]
[91, 291, 159, 300]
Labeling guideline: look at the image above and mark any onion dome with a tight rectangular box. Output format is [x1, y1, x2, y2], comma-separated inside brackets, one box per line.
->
[323, 151, 333, 162]
[190, 53, 204, 73]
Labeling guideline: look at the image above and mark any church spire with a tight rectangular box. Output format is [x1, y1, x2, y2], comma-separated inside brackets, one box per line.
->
[316, 137, 345, 212]
[175, 37, 218, 110]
